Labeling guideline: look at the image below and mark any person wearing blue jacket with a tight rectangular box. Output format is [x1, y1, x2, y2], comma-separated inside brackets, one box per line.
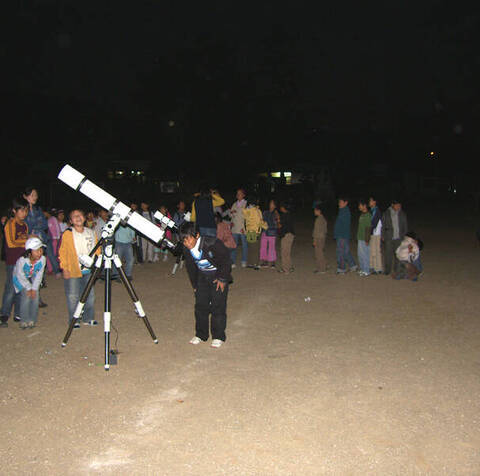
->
[333, 197, 357, 274]
[23, 187, 60, 277]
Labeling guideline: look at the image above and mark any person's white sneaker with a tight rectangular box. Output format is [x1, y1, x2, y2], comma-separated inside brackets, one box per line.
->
[189, 336, 202, 345]
[231, 264, 237, 269]
[241, 262, 247, 268]
[211, 339, 224, 348]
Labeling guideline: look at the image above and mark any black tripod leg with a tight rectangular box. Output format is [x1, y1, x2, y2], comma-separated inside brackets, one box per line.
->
[115, 260, 158, 344]
[62, 265, 102, 347]
[104, 265, 112, 370]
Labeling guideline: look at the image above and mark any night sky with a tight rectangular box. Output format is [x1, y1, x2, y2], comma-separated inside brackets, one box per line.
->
[3, 1, 479, 191]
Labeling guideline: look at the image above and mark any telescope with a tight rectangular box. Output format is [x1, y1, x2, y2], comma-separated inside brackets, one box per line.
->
[58, 164, 165, 243]
[57, 164, 183, 371]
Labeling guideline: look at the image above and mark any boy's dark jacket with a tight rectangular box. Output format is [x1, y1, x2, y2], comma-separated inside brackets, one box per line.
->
[183, 236, 232, 288]
[334, 206, 351, 239]
[278, 211, 295, 237]
[381, 207, 408, 241]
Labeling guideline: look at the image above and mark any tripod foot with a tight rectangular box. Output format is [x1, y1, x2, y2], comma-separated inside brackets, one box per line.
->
[61, 343, 67, 347]
[153, 339, 158, 344]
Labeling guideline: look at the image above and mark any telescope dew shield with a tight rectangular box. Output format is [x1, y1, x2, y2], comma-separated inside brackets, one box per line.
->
[58, 164, 85, 189]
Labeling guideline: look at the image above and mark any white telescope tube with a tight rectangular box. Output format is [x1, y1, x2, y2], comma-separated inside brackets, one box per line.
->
[58, 164, 164, 243]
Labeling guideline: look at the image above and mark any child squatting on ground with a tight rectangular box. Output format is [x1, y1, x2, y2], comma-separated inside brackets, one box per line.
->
[180, 221, 232, 348]
[13, 237, 46, 329]
[393, 232, 423, 281]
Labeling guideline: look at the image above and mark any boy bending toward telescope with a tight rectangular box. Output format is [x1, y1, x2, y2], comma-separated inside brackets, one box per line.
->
[179, 221, 232, 348]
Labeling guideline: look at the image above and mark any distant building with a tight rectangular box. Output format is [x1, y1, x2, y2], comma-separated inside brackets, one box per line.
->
[107, 160, 151, 183]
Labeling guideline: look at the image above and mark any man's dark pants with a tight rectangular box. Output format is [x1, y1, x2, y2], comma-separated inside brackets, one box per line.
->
[194, 271, 228, 342]
[384, 238, 401, 275]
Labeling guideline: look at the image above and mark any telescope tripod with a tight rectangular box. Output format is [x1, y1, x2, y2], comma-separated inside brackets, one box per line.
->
[61, 236, 158, 370]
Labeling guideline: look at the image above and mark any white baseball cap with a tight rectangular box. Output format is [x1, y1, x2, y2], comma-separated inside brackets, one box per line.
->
[25, 237, 45, 251]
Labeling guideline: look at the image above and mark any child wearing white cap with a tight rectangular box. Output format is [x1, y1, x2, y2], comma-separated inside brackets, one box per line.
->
[13, 237, 46, 329]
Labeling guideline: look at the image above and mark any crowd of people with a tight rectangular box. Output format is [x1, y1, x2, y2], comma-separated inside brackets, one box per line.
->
[0, 185, 423, 349]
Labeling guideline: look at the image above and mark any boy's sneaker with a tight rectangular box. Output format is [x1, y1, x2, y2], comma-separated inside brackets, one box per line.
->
[27, 321, 35, 328]
[241, 262, 247, 268]
[189, 336, 203, 345]
[73, 322, 81, 329]
[211, 339, 224, 348]
[14, 316, 21, 322]
[19, 322, 28, 329]
[336, 269, 346, 274]
[84, 320, 98, 326]
[231, 264, 237, 269]
[350, 265, 358, 272]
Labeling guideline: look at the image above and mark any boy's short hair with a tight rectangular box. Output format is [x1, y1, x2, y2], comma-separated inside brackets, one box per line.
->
[178, 221, 198, 241]
[69, 209, 85, 219]
[391, 198, 401, 205]
[338, 196, 349, 202]
[12, 197, 29, 212]
[358, 198, 368, 207]
[314, 204, 323, 213]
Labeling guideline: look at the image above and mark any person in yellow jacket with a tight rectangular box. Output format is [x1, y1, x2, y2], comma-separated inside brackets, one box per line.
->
[242, 199, 266, 268]
[58, 209, 100, 328]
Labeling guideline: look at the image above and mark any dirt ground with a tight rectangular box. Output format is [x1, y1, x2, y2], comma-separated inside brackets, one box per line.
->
[1, 209, 480, 475]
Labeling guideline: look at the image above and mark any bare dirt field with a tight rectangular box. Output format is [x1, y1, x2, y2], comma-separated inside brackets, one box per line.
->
[1, 209, 480, 475]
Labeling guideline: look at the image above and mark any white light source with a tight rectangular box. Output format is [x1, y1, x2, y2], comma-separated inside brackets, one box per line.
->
[58, 164, 164, 243]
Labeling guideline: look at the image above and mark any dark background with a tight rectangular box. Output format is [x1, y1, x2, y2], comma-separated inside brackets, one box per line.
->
[2, 1, 479, 209]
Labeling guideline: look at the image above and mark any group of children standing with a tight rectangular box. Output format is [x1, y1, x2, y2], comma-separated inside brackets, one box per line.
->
[0, 193, 100, 330]
[193, 189, 297, 274]
[330, 196, 422, 280]
[0, 185, 424, 351]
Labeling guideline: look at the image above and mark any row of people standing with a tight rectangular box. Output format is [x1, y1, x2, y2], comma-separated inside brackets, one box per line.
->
[334, 196, 420, 278]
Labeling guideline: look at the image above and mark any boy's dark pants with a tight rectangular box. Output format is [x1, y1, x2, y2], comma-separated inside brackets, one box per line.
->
[195, 272, 228, 342]
[384, 238, 401, 275]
